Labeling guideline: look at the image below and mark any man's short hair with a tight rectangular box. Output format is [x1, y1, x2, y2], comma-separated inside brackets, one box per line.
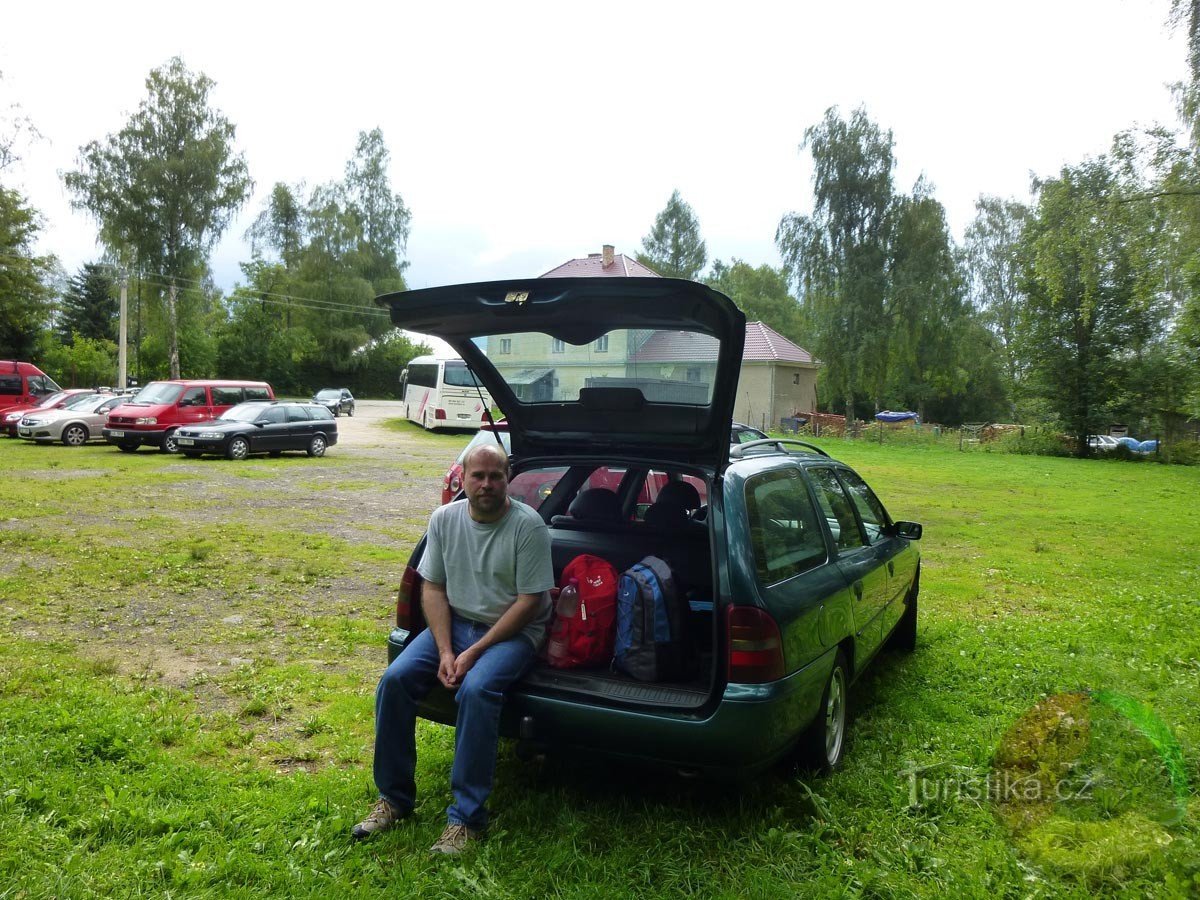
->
[463, 441, 510, 475]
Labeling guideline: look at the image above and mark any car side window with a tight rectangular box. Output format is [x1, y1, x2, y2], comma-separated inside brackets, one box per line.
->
[745, 467, 826, 585]
[285, 406, 312, 423]
[807, 468, 866, 552]
[0, 376, 21, 395]
[244, 387, 270, 401]
[261, 407, 287, 425]
[309, 406, 334, 420]
[180, 387, 207, 407]
[211, 387, 243, 406]
[837, 470, 889, 544]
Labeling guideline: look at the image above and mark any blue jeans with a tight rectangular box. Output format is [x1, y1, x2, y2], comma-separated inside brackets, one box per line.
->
[373, 614, 535, 829]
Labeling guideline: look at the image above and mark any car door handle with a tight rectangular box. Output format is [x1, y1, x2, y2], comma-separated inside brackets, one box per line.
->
[853, 581, 863, 600]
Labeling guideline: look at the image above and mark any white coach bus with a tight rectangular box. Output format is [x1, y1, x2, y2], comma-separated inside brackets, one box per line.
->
[399, 355, 491, 431]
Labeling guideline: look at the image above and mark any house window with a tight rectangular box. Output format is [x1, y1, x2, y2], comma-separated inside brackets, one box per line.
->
[793, 373, 800, 385]
[499, 338, 512, 354]
[594, 335, 609, 352]
[552, 339, 565, 354]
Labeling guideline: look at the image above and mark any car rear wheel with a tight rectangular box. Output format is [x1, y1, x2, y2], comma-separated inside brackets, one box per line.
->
[62, 424, 89, 447]
[117, 442, 139, 453]
[799, 649, 849, 774]
[226, 436, 250, 461]
[160, 432, 180, 454]
[307, 435, 327, 457]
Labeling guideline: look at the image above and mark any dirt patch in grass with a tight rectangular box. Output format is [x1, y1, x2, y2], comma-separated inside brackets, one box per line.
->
[1, 419, 465, 752]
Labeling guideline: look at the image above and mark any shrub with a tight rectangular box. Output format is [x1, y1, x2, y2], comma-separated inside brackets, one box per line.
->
[985, 425, 1073, 457]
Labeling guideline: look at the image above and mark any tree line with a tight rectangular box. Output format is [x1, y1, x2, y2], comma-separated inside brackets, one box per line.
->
[3, 15, 1200, 451]
[639, 121, 1200, 451]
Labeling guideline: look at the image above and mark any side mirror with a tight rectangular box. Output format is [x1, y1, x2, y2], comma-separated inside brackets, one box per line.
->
[893, 521, 923, 540]
[253, 420, 266, 428]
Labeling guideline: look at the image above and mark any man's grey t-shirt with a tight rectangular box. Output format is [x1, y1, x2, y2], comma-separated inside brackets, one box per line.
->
[417, 498, 555, 648]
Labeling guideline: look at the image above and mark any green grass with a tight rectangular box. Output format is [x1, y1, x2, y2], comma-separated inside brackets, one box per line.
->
[1, 435, 1198, 897]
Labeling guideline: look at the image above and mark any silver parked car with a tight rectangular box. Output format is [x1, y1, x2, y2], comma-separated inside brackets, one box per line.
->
[18, 393, 125, 446]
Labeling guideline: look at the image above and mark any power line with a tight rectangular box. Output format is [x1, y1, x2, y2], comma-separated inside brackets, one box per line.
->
[0, 252, 395, 320]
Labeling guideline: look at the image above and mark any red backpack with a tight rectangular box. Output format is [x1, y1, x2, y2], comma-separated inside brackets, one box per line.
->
[545, 554, 619, 669]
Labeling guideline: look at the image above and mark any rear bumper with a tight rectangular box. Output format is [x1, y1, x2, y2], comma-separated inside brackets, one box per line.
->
[386, 627, 831, 776]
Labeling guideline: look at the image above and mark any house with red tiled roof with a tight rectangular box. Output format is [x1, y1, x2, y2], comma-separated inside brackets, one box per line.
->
[488, 246, 820, 425]
[735, 321, 819, 431]
[541, 244, 659, 278]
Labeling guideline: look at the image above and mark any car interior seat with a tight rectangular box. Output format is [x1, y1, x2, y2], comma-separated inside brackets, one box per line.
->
[550, 487, 624, 531]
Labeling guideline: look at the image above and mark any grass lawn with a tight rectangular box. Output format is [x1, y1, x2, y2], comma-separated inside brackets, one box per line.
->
[0, 433, 1197, 898]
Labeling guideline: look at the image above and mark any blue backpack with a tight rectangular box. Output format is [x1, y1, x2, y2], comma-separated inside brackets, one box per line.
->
[614, 556, 687, 681]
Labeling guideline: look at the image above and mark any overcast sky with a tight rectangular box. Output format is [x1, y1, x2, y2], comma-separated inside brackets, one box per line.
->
[1, 0, 1188, 295]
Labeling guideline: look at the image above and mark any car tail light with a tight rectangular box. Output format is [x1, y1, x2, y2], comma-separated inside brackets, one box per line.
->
[396, 565, 420, 629]
[435, 408, 446, 420]
[726, 606, 785, 683]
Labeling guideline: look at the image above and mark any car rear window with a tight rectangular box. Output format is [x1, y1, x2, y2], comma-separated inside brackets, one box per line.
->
[479, 328, 719, 406]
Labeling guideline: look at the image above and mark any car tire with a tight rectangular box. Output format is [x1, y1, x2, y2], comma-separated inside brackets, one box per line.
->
[62, 424, 89, 447]
[307, 435, 327, 457]
[799, 648, 849, 774]
[226, 436, 250, 461]
[347, 406, 354, 417]
[160, 432, 180, 454]
[117, 442, 139, 453]
[332, 408, 339, 417]
[885, 567, 919, 652]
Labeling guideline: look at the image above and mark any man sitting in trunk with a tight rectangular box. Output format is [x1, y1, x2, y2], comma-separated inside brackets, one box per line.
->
[353, 442, 554, 855]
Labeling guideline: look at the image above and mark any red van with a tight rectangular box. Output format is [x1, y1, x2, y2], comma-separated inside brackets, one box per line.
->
[102, 379, 274, 453]
[0, 361, 63, 419]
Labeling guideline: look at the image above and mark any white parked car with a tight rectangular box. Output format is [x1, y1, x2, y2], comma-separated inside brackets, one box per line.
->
[18, 394, 126, 446]
[1087, 434, 1121, 452]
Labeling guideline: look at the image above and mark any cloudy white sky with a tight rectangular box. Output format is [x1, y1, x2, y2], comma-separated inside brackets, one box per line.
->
[0, 0, 1188, 294]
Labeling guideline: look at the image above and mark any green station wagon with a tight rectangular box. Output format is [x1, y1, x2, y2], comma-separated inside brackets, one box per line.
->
[377, 277, 922, 774]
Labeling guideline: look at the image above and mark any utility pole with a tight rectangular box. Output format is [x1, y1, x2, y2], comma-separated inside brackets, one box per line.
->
[118, 271, 129, 389]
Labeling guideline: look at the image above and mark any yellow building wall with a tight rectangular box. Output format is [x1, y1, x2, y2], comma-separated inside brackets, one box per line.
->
[734, 363, 819, 430]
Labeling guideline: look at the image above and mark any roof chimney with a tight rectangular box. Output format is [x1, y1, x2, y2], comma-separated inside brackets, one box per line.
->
[602, 244, 615, 268]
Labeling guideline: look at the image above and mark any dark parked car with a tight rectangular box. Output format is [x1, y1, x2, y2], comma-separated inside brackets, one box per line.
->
[312, 388, 355, 417]
[174, 401, 338, 460]
[731, 422, 768, 444]
[376, 277, 922, 776]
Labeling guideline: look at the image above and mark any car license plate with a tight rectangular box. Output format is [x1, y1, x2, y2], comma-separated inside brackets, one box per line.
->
[177, 438, 195, 446]
[109, 430, 124, 437]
